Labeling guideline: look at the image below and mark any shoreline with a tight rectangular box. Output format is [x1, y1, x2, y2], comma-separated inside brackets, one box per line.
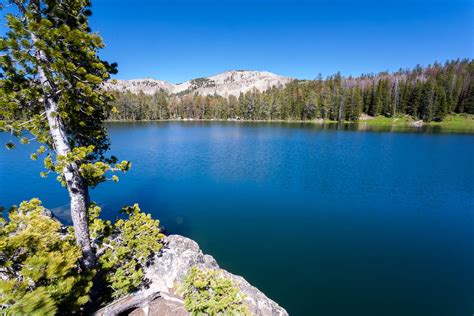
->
[104, 114, 474, 133]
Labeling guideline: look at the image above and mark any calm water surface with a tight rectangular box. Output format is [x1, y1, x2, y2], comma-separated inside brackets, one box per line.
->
[1, 122, 473, 316]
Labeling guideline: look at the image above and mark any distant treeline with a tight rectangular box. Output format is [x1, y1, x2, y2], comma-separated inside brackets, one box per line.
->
[109, 59, 474, 122]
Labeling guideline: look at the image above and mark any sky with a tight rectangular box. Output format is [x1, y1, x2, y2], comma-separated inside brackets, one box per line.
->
[5, 0, 474, 82]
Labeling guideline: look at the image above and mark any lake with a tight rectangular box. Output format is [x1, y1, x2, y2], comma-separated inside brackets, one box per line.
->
[1, 122, 473, 316]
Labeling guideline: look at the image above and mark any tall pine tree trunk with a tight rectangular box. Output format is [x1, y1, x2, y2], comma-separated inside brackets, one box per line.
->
[32, 33, 96, 269]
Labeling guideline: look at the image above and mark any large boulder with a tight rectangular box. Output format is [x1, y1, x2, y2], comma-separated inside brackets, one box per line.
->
[142, 235, 219, 295]
[96, 235, 288, 316]
[409, 120, 424, 127]
[143, 235, 288, 316]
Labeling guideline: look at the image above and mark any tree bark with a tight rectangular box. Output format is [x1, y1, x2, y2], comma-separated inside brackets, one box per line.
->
[31, 33, 96, 269]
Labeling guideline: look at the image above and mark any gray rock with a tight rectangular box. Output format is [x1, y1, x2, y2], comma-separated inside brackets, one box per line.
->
[409, 120, 424, 127]
[96, 292, 187, 316]
[129, 297, 187, 316]
[142, 235, 288, 316]
[96, 235, 288, 316]
[142, 235, 219, 295]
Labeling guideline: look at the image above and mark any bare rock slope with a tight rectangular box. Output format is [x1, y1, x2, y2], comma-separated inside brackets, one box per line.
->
[105, 70, 293, 97]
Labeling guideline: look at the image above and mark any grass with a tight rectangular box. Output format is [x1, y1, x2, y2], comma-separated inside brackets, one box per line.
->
[359, 115, 415, 126]
[359, 114, 474, 132]
[429, 114, 474, 130]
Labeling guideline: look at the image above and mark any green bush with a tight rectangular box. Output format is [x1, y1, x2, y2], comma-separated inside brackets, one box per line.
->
[0, 199, 165, 314]
[179, 266, 250, 316]
[90, 203, 165, 299]
[0, 199, 93, 315]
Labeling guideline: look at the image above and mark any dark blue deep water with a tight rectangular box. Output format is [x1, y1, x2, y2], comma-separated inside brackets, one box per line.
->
[1, 122, 473, 316]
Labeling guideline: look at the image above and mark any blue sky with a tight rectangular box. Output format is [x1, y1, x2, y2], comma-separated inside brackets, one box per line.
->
[7, 0, 474, 82]
[87, 0, 473, 82]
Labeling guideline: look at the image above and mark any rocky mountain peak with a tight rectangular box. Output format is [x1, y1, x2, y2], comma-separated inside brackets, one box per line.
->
[104, 70, 293, 97]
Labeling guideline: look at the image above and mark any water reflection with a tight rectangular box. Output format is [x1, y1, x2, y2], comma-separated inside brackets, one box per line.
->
[108, 120, 473, 135]
[1, 121, 473, 316]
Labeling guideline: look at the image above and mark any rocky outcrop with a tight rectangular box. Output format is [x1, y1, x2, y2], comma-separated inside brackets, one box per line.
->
[359, 114, 375, 121]
[104, 71, 293, 97]
[96, 235, 288, 316]
[142, 235, 219, 295]
[104, 78, 176, 95]
[95, 292, 187, 316]
[409, 120, 424, 127]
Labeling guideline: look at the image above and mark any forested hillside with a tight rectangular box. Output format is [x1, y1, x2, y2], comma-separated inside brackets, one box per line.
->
[109, 59, 473, 122]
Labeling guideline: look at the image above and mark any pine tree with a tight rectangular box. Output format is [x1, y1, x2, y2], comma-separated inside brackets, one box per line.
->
[408, 81, 423, 119]
[350, 87, 363, 121]
[0, 0, 129, 269]
[104, 59, 473, 122]
[465, 78, 474, 114]
[420, 80, 435, 122]
[303, 90, 318, 120]
[368, 82, 376, 116]
[389, 80, 398, 117]
[433, 84, 448, 121]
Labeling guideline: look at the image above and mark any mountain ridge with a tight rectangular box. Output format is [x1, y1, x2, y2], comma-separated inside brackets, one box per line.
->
[104, 70, 293, 97]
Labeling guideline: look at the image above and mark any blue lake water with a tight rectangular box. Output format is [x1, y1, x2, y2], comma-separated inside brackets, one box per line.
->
[1, 122, 473, 316]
